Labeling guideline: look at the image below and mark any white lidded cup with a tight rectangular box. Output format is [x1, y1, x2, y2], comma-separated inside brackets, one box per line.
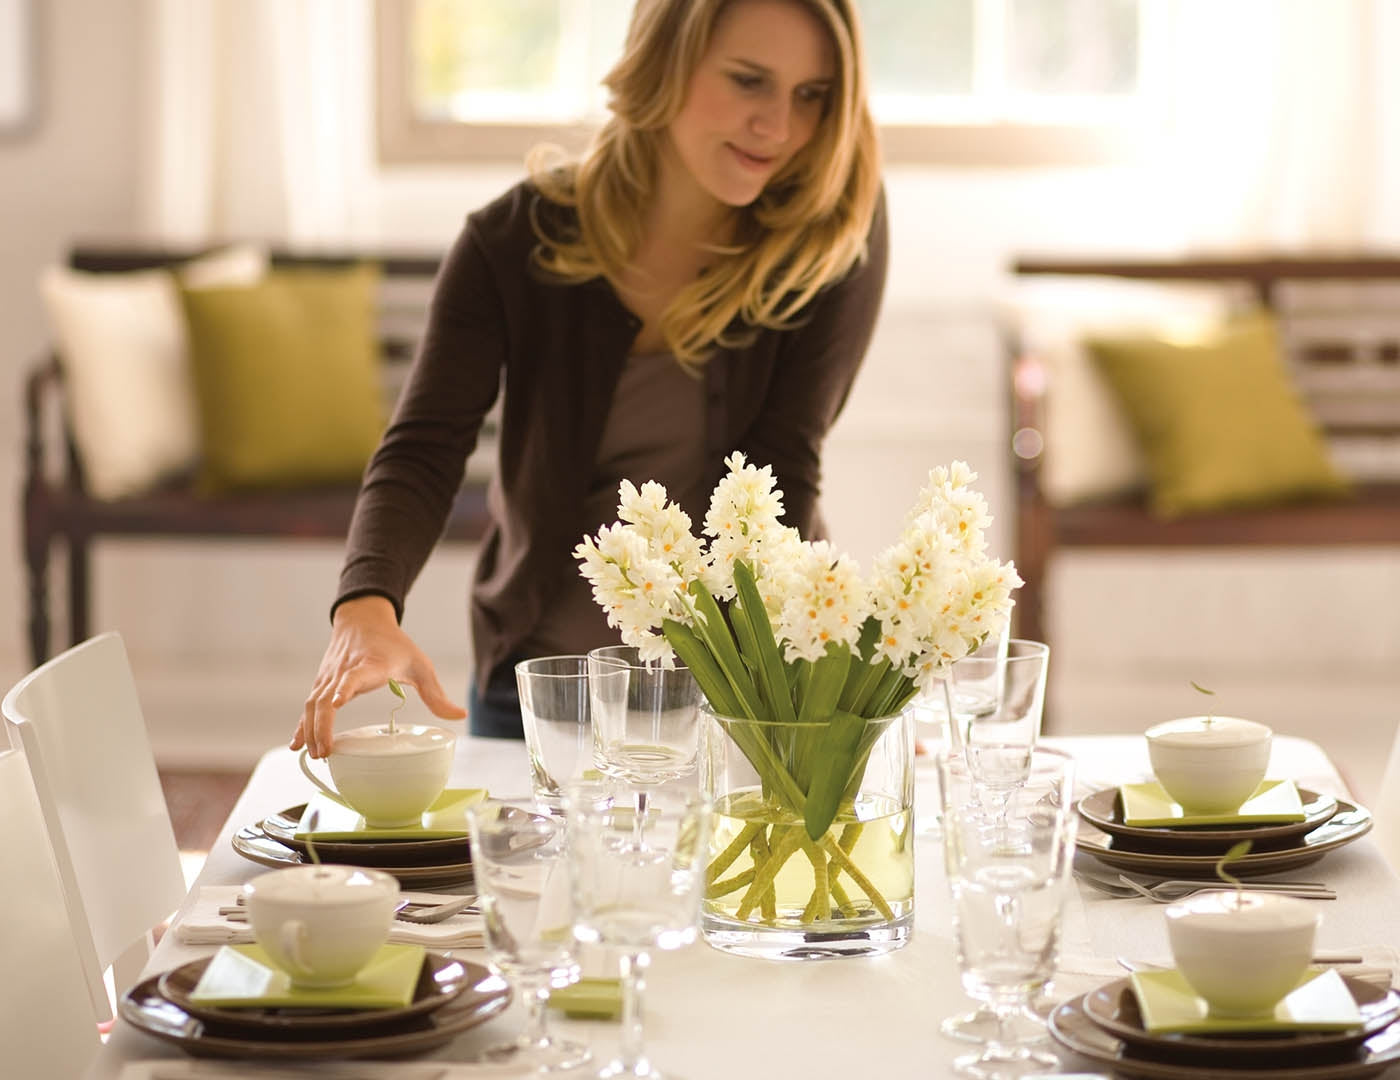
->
[244, 864, 400, 988]
[299, 723, 455, 828]
[1145, 716, 1272, 813]
[1165, 889, 1319, 1017]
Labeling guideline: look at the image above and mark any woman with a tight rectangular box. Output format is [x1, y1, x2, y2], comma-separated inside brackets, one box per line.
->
[294, 0, 887, 757]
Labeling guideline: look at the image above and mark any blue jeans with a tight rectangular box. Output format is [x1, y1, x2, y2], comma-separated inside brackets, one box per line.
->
[468, 657, 523, 739]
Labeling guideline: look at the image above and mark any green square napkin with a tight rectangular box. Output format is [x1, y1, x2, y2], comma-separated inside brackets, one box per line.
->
[1130, 968, 1361, 1034]
[548, 977, 622, 1019]
[1119, 778, 1306, 827]
[189, 943, 425, 1009]
[295, 789, 488, 840]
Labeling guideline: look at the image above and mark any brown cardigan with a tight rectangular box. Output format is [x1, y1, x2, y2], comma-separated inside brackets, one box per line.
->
[336, 180, 889, 691]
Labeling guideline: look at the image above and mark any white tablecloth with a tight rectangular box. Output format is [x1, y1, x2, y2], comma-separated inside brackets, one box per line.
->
[89, 734, 1400, 1079]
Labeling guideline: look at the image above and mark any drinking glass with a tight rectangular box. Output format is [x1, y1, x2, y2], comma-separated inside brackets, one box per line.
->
[588, 645, 702, 849]
[945, 639, 1049, 818]
[466, 797, 587, 1070]
[565, 784, 712, 1080]
[914, 626, 1009, 835]
[939, 747, 1078, 1078]
[516, 656, 629, 813]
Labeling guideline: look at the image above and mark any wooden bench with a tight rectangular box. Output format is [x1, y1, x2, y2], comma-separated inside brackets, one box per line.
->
[1008, 255, 1400, 646]
[22, 246, 493, 666]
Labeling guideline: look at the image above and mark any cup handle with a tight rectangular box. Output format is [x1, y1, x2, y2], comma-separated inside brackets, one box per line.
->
[278, 919, 317, 981]
[297, 747, 351, 809]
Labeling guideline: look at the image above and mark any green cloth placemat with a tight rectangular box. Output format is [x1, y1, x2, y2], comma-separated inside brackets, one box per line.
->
[1130, 968, 1361, 1034]
[295, 789, 488, 840]
[1120, 779, 1305, 827]
[190, 942, 425, 1009]
[548, 978, 622, 1019]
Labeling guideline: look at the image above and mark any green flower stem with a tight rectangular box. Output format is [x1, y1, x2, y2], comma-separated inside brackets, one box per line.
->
[799, 836, 829, 923]
[732, 562, 798, 727]
[687, 584, 764, 720]
[839, 655, 890, 715]
[820, 834, 894, 920]
[707, 868, 756, 899]
[705, 822, 763, 885]
[827, 822, 865, 895]
[736, 826, 803, 920]
[752, 828, 777, 921]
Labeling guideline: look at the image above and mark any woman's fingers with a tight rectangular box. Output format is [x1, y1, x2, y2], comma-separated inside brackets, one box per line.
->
[410, 665, 468, 721]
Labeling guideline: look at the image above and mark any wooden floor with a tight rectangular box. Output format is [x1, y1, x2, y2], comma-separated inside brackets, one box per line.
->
[158, 768, 250, 854]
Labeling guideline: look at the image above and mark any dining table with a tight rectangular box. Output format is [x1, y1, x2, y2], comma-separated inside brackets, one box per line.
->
[88, 733, 1400, 1080]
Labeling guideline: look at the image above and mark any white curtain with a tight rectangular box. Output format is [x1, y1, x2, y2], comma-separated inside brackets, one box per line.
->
[1165, 0, 1382, 251]
[142, 0, 370, 245]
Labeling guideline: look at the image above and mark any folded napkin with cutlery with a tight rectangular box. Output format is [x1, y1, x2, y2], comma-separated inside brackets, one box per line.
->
[175, 887, 484, 949]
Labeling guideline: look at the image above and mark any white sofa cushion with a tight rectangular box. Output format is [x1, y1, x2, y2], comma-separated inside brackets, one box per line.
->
[1007, 279, 1244, 506]
[39, 246, 267, 499]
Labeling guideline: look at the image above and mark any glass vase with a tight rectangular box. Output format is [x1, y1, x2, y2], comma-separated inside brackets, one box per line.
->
[698, 702, 914, 960]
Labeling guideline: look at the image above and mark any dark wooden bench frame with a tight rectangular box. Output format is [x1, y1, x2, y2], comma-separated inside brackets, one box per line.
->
[22, 246, 491, 666]
[1009, 255, 1400, 646]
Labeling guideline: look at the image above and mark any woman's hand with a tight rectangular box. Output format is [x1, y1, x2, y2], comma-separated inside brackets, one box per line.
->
[293, 595, 467, 758]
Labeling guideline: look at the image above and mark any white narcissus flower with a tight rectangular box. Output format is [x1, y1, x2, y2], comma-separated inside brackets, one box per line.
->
[574, 523, 687, 659]
[576, 455, 1022, 698]
[777, 541, 867, 663]
[702, 452, 787, 601]
[616, 479, 707, 581]
[870, 461, 1021, 694]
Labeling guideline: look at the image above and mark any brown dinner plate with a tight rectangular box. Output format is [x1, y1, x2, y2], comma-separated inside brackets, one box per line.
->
[1082, 975, 1400, 1065]
[1049, 992, 1400, 1079]
[1076, 786, 1340, 854]
[231, 824, 474, 889]
[260, 804, 473, 867]
[120, 958, 509, 1059]
[1075, 799, 1372, 879]
[156, 950, 477, 1036]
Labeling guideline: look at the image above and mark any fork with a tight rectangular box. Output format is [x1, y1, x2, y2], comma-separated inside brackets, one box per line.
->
[1108, 874, 1335, 903]
[393, 894, 480, 923]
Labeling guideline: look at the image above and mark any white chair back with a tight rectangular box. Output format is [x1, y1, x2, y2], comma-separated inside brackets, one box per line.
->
[0, 750, 102, 1076]
[1, 631, 186, 1020]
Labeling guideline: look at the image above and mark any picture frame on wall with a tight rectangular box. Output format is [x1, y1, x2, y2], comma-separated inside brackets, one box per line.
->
[0, 0, 35, 135]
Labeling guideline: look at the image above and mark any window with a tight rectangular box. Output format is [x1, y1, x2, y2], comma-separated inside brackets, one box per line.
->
[376, 0, 1164, 165]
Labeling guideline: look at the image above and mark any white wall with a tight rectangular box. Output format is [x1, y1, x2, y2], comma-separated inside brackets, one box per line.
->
[0, 0, 144, 723]
[2, 1, 1397, 803]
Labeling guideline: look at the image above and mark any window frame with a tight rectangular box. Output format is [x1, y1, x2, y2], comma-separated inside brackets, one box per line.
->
[374, 0, 1162, 168]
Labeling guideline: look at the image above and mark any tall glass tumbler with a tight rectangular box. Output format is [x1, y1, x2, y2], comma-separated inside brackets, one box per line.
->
[945, 639, 1050, 808]
[516, 656, 629, 813]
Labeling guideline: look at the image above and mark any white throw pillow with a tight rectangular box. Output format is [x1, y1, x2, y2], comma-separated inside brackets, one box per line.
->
[39, 246, 268, 499]
[1006, 279, 1246, 506]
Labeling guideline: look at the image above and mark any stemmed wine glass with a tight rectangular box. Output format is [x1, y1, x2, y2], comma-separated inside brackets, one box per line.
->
[465, 797, 588, 1071]
[565, 784, 712, 1080]
[939, 747, 1078, 1078]
[587, 645, 702, 849]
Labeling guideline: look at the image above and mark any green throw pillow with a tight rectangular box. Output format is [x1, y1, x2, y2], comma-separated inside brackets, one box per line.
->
[1085, 315, 1351, 517]
[179, 264, 385, 493]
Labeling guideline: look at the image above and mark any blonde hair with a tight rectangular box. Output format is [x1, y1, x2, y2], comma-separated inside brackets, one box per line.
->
[529, 0, 881, 369]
